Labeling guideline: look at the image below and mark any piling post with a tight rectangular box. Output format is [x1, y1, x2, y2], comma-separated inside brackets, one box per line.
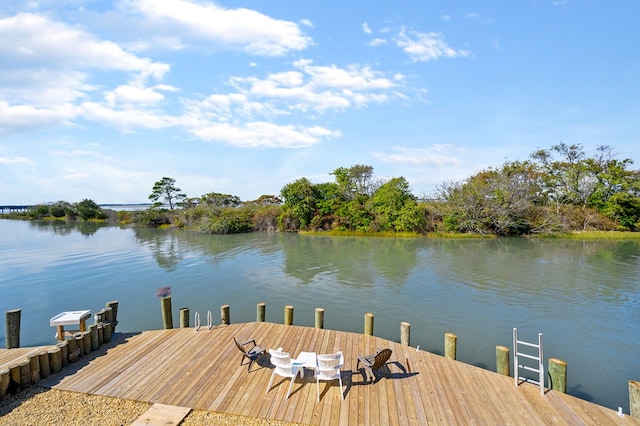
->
[57, 341, 68, 367]
[48, 347, 62, 374]
[38, 351, 50, 379]
[257, 302, 266, 322]
[5, 309, 21, 349]
[364, 313, 374, 336]
[103, 322, 113, 343]
[106, 301, 119, 330]
[548, 358, 567, 393]
[9, 364, 20, 392]
[161, 296, 173, 329]
[284, 305, 294, 326]
[401, 322, 411, 346]
[179, 307, 190, 328]
[496, 346, 510, 376]
[89, 325, 99, 351]
[67, 336, 78, 363]
[18, 361, 30, 389]
[445, 333, 457, 360]
[221, 305, 230, 325]
[82, 331, 91, 354]
[630, 380, 640, 419]
[103, 307, 113, 326]
[28, 354, 40, 384]
[0, 369, 9, 398]
[315, 308, 325, 329]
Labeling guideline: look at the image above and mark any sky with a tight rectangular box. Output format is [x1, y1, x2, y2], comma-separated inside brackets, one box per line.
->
[1, 0, 639, 205]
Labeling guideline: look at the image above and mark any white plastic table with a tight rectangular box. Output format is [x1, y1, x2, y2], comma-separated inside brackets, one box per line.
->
[295, 351, 317, 378]
[50, 310, 91, 340]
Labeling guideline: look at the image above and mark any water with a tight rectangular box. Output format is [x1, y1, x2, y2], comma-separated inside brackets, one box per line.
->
[0, 219, 638, 412]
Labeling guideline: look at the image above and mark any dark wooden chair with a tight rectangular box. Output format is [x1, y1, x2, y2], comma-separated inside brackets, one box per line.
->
[233, 337, 266, 372]
[356, 348, 393, 383]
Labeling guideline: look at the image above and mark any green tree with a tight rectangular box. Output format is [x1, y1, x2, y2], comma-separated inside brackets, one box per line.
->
[370, 177, 418, 231]
[149, 177, 186, 209]
[280, 177, 316, 229]
[75, 199, 105, 220]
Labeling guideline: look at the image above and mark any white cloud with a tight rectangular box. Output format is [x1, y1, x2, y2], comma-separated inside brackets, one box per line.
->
[395, 27, 471, 62]
[362, 22, 372, 34]
[368, 38, 387, 47]
[129, 0, 312, 56]
[189, 121, 340, 148]
[0, 156, 35, 165]
[372, 145, 463, 166]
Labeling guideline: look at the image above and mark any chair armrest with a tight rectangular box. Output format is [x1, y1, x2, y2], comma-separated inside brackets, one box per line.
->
[242, 339, 256, 346]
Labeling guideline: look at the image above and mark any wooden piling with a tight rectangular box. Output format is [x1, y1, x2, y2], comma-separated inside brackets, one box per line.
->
[161, 296, 173, 329]
[83, 331, 91, 354]
[67, 336, 78, 363]
[28, 354, 40, 384]
[106, 301, 119, 330]
[445, 333, 457, 360]
[630, 380, 640, 419]
[97, 324, 104, 346]
[103, 307, 113, 325]
[57, 341, 68, 367]
[104, 322, 113, 343]
[401, 322, 411, 346]
[548, 358, 567, 393]
[18, 361, 30, 389]
[90, 324, 99, 351]
[48, 347, 62, 374]
[179, 307, 190, 328]
[9, 364, 20, 391]
[38, 351, 50, 379]
[76, 333, 85, 357]
[0, 369, 9, 398]
[284, 305, 294, 326]
[496, 345, 510, 376]
[315, 308, 325, 329]
[364, 312, 374, 336]
[5, 309, 21, 349]
[257, 302, 266, 322]
[221, 305, 230, 325]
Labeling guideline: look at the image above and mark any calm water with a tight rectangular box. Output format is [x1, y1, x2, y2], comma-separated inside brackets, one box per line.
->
[1, 219, 638, 412]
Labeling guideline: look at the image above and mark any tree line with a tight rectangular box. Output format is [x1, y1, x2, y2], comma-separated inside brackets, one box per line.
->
[135, 144, 640, 235]
[16, 144, 640, 235]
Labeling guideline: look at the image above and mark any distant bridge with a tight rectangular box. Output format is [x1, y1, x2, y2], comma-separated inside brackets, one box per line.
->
[0, 204, 154, 213]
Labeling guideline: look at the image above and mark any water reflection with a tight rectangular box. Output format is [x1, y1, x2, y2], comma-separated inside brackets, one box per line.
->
[2, 220, 639, 413]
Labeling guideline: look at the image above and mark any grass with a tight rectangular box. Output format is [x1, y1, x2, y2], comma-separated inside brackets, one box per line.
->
[531, 230, 640, 239]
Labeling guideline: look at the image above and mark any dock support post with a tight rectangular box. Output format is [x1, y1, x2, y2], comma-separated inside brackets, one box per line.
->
[89, 325, 99, 351]
[5, 309, 21, 349]
[364, 313, 374, 336]
[18, 361, 30, 389]
[548, 358, 567, 393]
[106, 301, 119, 330]
[103, 322, 113, 343]
[315, 308, 324, 329]
[161, 296, 173, 329]
[38, 351, 50, 379]
[221, 305, 230, 325]
[284, 305, 294, 325]
[0, 369, 9, 398]
[57, 341, 68, 367]
[28, 354, 40, 384]
[48, 347, 62, 374]
[401, 322, 411, 346]
[445, 333, 457, 360]
[257, 302, 266, 322]
[496, 346, 510, 376]
[179, 307, 190, 328]
[82, 331, 91, 354]
[630, 380, 640, 419]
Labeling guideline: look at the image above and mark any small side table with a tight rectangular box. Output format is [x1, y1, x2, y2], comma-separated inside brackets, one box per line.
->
[295, 351, 317, 378]
[50, 310, 91, 341]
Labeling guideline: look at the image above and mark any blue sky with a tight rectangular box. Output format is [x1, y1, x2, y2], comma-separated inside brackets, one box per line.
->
[1, 0, 639, 205]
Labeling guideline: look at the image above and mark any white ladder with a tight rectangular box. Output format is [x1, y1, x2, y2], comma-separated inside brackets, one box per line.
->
[513, 327, 544, 395]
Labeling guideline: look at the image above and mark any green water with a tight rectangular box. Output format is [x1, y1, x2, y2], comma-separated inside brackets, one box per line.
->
[0, 219, 638, 412]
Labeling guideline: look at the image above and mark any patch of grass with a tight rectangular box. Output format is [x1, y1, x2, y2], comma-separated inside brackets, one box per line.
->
[530, 231, 640, 239]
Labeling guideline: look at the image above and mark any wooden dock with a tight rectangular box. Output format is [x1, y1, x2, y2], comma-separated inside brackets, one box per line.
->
[5, 322, 639, 425]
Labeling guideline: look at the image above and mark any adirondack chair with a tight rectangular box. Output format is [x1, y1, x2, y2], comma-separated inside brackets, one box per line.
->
[356, 348, 392, 383]
[233, 337, 266, 372]
[266, 349, 304, 399]
[316, 351, 344, 401]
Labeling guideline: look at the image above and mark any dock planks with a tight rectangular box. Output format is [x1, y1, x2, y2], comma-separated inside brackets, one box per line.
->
[25, 322, 638, 425]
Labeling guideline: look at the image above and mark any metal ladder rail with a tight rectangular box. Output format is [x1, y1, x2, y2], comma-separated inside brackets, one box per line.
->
[513, 328, 544, 395]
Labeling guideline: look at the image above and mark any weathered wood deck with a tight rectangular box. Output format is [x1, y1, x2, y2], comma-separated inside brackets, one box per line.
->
[6, 322, 638, 425]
